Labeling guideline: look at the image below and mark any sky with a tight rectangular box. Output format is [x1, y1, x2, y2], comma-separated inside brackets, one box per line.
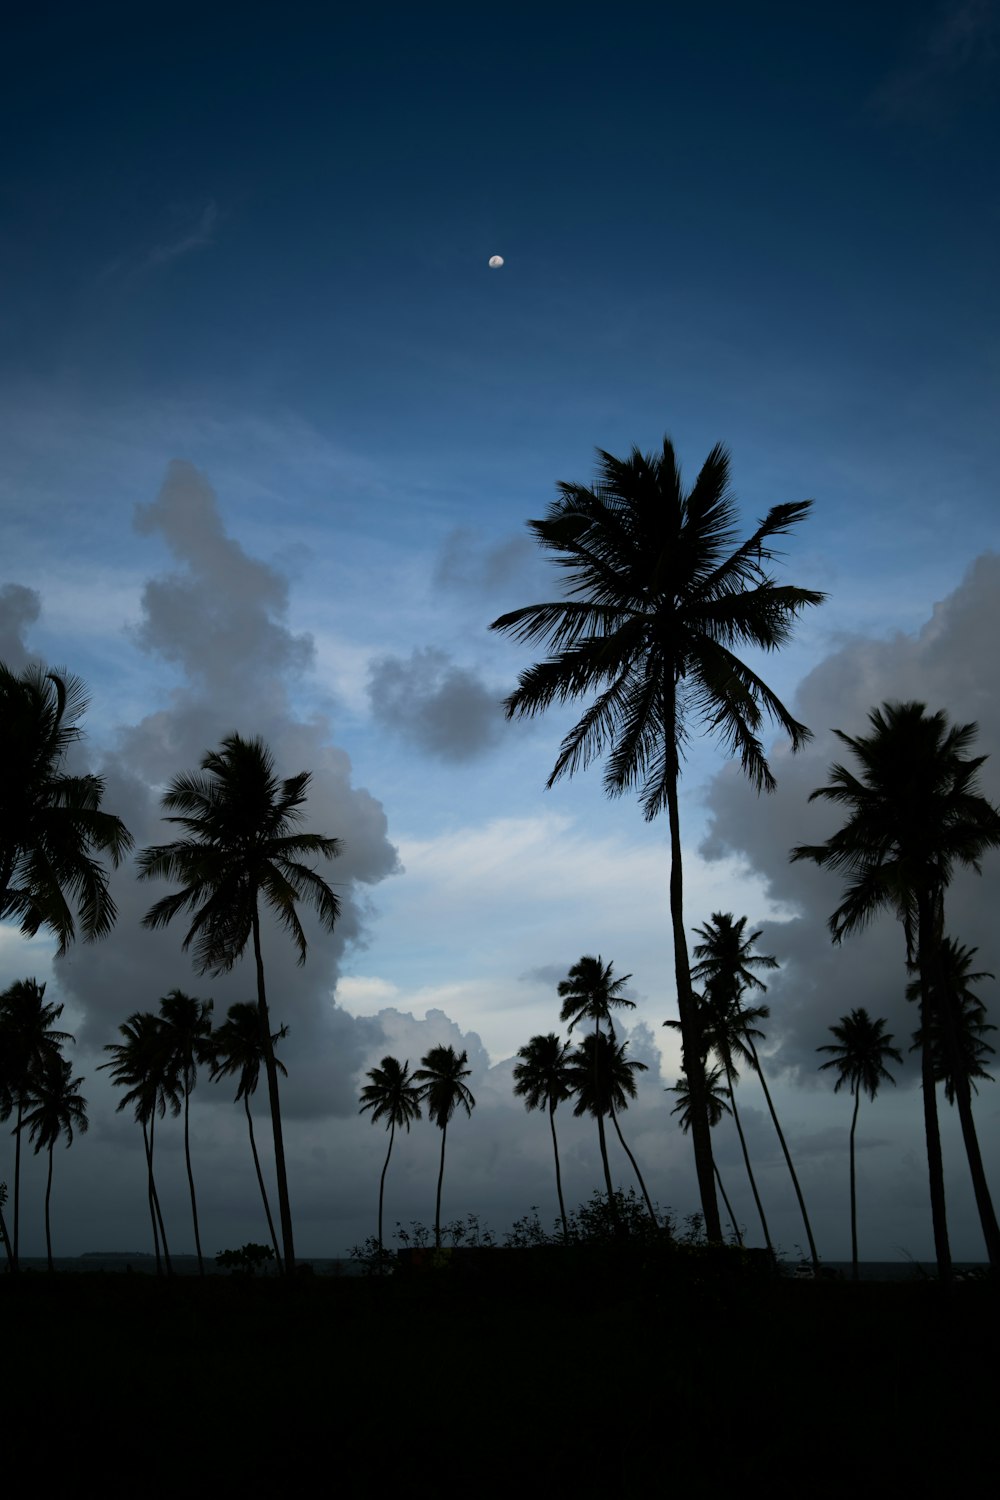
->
[2, 0, 999, 1265]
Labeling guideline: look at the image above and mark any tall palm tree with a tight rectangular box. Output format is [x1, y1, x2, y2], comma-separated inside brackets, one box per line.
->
[569, 1031, 657, 1225]
[413, 1046, 475, 1249]
[513, 1033, 576, 1241]
[558, 956, 634, 1218]
[491, 439, 823, 1238]
[0, 664, 132, 952]
[157, 990, 214, 1275]
[907, 939, 1000, 1261]
[0, 978, 72, 1269]
[692, 913, 819, 1268]
[818, 1009, 902, 1280]
[210, 1002, 289, 1270]
[100, 1012, 180, 1275]
[792, 701, 1000, 1280]
[668, 1066, 743, 1246]
[138, 733, 342, 1276]
[18, 1054, 88, 1272]
[359, 1056, 423, 1258]
[666, 990, 773, 1252]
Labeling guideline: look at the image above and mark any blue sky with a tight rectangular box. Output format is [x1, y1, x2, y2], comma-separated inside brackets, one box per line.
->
[2, 0, 999, 1263]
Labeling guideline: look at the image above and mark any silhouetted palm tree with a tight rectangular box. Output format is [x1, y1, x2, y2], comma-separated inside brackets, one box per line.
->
[693, 913, 819, 1268]
[491, 439, 822, 1238]
[359, 1056, 423, 1256]
[210, 1001, 288, 1269]
[19, 1054, 88, 1271]
[818, 1009, 902, 1280]
[138, 733, 342, 1276]
[0, 978, 72, 1269]
[570, 1031, 656, 1225]
[0, 664, 132, 951]
[793, 701, 1000, 1279]
[668, 1066, 742, 1245]
[100, 1012, 180, 1274]
[908, 939, 1000, 1263]
[413, 1046, 475, 1249]
[513, 1033, 576, 1241]
[558, 956, 634, 1217]
[158, 990, 214, 1274]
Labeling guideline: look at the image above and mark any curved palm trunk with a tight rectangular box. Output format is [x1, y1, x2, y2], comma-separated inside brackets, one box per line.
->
[724, 1064, 773, 1254]
[935, 982, 1000, 1267]
[593, 1020, 619, 1232]
[916, 895, 952, 1286]
[714, 1162, 743, 1246]
[745, 1036, 819, 1270]
[13, 1100, 23, 1270]
[244, 1093, 282, 1271]
[849, 1088, 860, 1281]
[548, 1101, 569, 1242]
[664, 688, 721, 1241]
[44, 1141, 54, 1272]
[608, 1102, 657, 1225]
[182, 1080, 205, 1275]
[378, 1119, 395, 1257]
[252, 908, 295, 1275]
[148, 1113, 173, 1275]
[434, 1121, 448, 1249]
[0, 1194, 12, 1268]
[141, 1121, 162, 1275]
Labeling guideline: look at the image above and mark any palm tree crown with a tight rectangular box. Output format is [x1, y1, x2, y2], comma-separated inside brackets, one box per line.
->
[569, 1031, 647, 1119]
[818, 1009, 902, 1102]
[210, 1002, 288, 1103]
[0, 664, 133, 952]
[908, 939, 996, 1103]
[360, 1056, 424, 1132]
[513, 1034, 575, 1113]
[558, 955, 635, 1038]
[491, 439, 823, 1239]
[415, 1046, 475, 1128]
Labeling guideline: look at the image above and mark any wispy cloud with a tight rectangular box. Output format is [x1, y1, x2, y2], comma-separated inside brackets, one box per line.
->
[872, 0, 999, 120]
[146, 200, 219, 266]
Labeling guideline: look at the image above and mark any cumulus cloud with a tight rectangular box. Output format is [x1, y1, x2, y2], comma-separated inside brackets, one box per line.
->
[433, 527, 539, 596]
[366, 646, 505, 761]
[0, 583, 41, 670]
[700, 552, 1000, 1079]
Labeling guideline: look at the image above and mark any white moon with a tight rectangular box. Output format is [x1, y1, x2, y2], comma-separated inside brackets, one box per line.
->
[488, 255, 504, 268]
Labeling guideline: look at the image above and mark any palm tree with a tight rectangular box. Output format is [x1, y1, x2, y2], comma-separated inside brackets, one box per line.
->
[513, 1034, 576, 1241]
[668, 1066, 743, 1245]
[792, 701, 1000, 1279]
[210, 1002, 289, 1270]
[359, 1056, 423, 1259]
[666, 989, 773, 1252]
[18, 1054, 88, 1271]
[558, 956, 635, 1218]
[413, 1046, 475, 1249]
[491, 439, 823, 1239]
[157, 990, 214, 1275]
[818, 1009, 902, 1280]
[907, 939, 999, 1262]
[569, 1031, 657, 1225]
[138, 733, 342, 1276]
[692, 913, 819, 1268]
[0, 978, 72, 1269]
[100, 1012, 180, 1274]
[0, 664, 132, 952]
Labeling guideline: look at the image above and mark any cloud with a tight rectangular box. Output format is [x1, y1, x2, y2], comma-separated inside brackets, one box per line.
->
[146, 202, 219, 267]
[0, 583, 41, 670]
[872, 0, 999, 119]
[434, 527, 539, 595]
[700, 551, 1000, 1079]
[366, 646, 506, 761]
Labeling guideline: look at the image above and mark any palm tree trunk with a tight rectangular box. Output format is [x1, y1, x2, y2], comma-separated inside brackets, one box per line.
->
[244, 1093, 282, 1271]
[608, 1102, 658, 1225]
[849, 1088, 860, 1281]
[434, 1122, 447, 1249]
[725, 1061, 773, 1254]
[593, 1020, 619, 1231]
[149, 1113, 172, 1275]
[378, 1120, 395, 1257]
[548, 1101, 569, 1242]
[935, 979, 1000, 1266]
[746, 1036, 819, 1270]
[252, 906, 296, 1275]
[141, 1121, 162, 1275]
[13, 1100, 22, 1270]
[182, 1080, 205, 1274]
[714, 1162, 743, 1246]
[917, 894, 951, 1286]
[0, 1191, 12, 1269]
[663, 693, 721, 1242]
[44, 1141, 54, 1272]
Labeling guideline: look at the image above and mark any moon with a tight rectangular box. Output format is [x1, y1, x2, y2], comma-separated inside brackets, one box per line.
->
[488, 255, 504, 268]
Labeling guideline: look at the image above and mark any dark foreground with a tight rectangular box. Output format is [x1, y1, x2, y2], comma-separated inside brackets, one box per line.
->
[4, 1246, 996, 1497]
